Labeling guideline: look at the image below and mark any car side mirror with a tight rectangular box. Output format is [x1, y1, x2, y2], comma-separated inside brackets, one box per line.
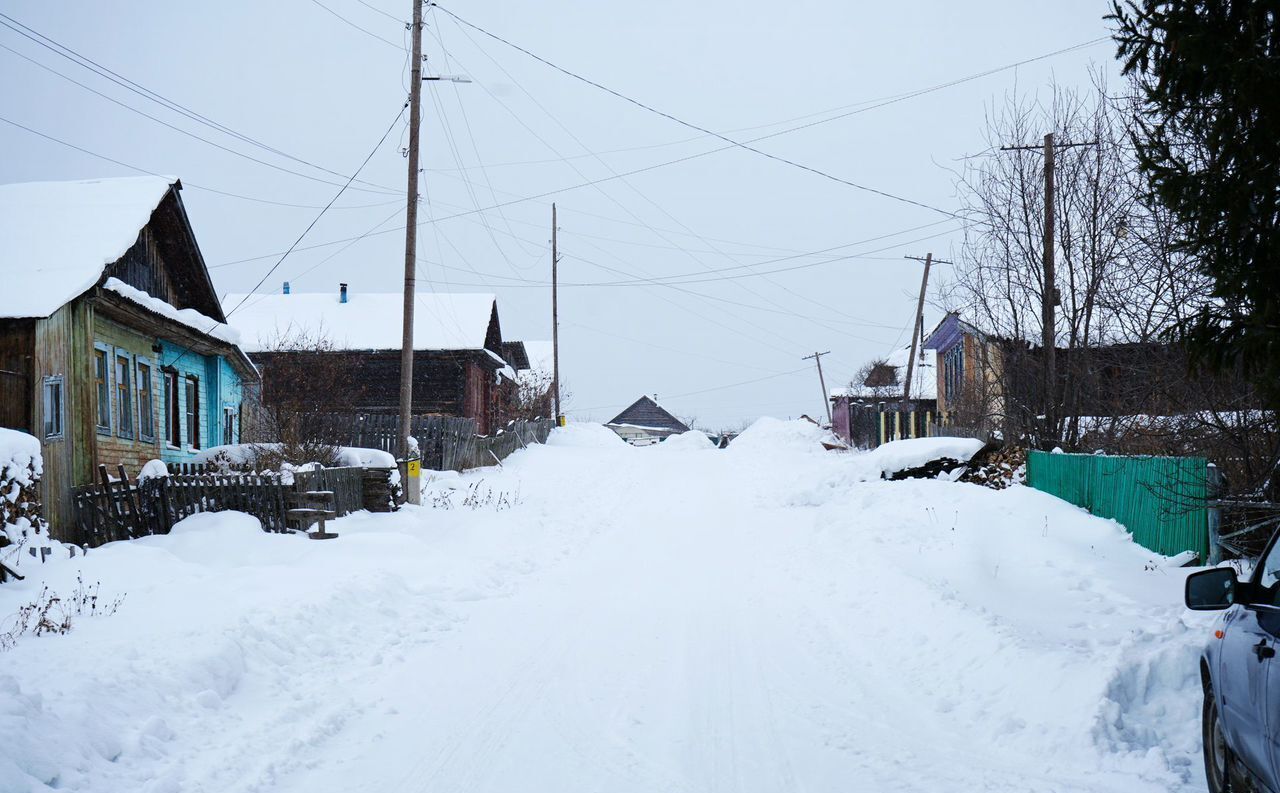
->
[1186, 567, 1240, 611]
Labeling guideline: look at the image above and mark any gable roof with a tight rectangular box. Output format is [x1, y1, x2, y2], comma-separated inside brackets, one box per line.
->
[922, 312, 984, 354]
[607, 396, 690, 433]
[0, 175, 180, 318]
[222, 290, 503, 355]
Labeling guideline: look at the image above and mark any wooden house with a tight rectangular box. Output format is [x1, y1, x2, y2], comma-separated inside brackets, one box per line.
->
[922, 312, 1004, 432]
[0, 176, 258, 534]
[606, 396, 689, 445]
[226, 288, 529, 435]
[829, 345, 937, 448]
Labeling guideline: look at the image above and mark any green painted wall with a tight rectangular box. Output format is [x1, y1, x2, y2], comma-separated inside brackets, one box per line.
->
[1026, 450, 1209, 560]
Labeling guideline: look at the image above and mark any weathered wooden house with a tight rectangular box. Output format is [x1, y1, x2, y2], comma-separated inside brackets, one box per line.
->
[922, 312, 1004, 433]
[0, 176, 258, 532]
[605, 396, 689, 445]
[829, 345, 937, 448]
[226, 288, 529, 435]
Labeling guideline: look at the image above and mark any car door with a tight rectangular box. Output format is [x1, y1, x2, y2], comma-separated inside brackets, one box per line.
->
[1223, 538, 1280, 789]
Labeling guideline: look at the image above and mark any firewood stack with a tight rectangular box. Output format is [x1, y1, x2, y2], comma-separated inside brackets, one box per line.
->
[958, 445, 1028, 490]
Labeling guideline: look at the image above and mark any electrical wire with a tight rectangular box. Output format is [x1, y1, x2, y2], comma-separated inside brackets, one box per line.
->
[0, 12, 403, 195]
[225, 103, 408, 317]
[304, 0, 403, 50]
[0, 113, 405, 210]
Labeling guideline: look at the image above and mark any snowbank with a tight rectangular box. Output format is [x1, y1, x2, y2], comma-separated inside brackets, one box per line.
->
[725, 417, 828, 456]
[191, 443, 396, 470]
[859, 436, 985, 478]
[546, 423, 626, 448]
[654, 430, 715, 451]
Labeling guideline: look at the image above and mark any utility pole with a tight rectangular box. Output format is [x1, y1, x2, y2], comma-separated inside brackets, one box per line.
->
[551, 203, 561, 423]
[803, 351, 832, 425]
[1041, 132, 1056, 437]
[901, 253, 949, 404]
[398, 0, 424, 462]
[999, 134, 1095, 441]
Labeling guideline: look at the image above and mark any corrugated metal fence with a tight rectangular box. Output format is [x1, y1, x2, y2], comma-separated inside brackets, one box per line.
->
[1026, 450, 1209, 560]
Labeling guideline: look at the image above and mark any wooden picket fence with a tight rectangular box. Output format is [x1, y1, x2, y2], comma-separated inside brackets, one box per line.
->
[70, 463, 383, 548]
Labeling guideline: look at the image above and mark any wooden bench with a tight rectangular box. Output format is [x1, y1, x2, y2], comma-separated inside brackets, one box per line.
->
[287, 490, 338, 540]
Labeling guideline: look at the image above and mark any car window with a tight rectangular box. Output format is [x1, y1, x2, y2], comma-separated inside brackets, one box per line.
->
[1259, 541, 1280, 604]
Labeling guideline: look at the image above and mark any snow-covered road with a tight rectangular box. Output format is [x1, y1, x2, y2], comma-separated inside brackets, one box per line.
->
[2, 421, 1214, 792]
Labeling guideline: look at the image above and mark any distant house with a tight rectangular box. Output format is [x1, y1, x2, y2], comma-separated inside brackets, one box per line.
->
[606, 396, 689, 445]
[513, 340, 555, 420]
[829, 345, 938, 448]
[0, 176, 258, 533]
[225, 287, 529, 435]
[922, 312, 1003, 434]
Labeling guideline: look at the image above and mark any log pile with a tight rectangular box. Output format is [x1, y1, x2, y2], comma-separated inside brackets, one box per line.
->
[959, 445, 1028, 490]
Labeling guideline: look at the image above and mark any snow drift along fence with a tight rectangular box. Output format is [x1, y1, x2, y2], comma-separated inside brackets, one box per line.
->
[320, 413, 554, 472]
[71, 463, 373, 547]
[1025, 451, 1209, 560]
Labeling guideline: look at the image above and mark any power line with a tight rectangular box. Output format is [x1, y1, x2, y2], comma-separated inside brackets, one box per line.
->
[0, 12, 403, 195]
[436, 5, 957, 218]
[435, 7, 1105, 219]
[305, 0, 403, 49]
[573, 366, 812, 413]
[0, 113, 403, 210]
[225, 103, 408, 317]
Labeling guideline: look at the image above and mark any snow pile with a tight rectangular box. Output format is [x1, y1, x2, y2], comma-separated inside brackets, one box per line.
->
[1, 428, 45, 550]
[0, 417, 1214, 791]
[858, 435, 985, 479]
[545, 423, 626, 448]
[654, 430, 715, 451]
[137, 459, 170, 482]
[0, 176, 175, 319]
[103, 278, 241, 346]
[191, 443, 396, 470]
[726, 417, 829, 456]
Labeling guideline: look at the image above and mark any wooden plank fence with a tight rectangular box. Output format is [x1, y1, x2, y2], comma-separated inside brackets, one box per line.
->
[317, 413, 554, 472]
[71, 463, 375, 548]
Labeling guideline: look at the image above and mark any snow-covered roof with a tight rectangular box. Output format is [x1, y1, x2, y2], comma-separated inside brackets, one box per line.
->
[222, 291, 500, 354]
[830, 346, 937, 401]
[0, 175, 178, 318]
[104, 278, 241, 346]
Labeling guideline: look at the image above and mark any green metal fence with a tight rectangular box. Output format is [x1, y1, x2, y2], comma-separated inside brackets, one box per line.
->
[1026, 450, 1209, 560]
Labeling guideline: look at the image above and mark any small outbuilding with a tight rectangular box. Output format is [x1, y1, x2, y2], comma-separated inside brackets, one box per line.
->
[605, 396, 690, 445]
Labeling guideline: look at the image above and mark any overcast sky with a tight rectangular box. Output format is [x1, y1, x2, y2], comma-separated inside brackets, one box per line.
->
[1, 0, 1121, 429]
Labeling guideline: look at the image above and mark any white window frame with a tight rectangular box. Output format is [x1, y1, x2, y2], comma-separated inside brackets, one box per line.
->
[93, 341, 112, 435]
[42, 375, 64, 440]
[113, 347, 134, 440]
[135, 355, 156, 442]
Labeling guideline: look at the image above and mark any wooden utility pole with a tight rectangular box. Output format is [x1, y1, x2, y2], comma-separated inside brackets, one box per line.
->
[1041, 132, 1056, 437]
[998, 134, 1095, 441]
[397, 0, 424, 461]
[803, 351, 832, 425]
[902, 252, 934, 404]
[551, 203, 561, 422]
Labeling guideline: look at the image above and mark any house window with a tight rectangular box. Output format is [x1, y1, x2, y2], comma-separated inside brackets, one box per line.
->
[94, 346, 111, 433]
[115, 352, 133, 438]
[136, 359, 155, 440]
[164, 369, 181, 447]
[223, 405, 236, 445]
[42, 376, 63, 439]
[944, 343, 965, 403]
[185, 375, 200, 449]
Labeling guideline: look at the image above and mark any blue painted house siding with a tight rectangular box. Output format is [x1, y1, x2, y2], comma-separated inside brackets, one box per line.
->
[156, 340, 244, 463]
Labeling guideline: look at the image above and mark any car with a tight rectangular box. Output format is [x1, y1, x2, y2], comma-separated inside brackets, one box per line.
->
[1186, 532, 1280, 792]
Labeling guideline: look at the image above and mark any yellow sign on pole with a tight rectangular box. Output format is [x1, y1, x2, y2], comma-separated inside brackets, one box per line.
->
[407, 460, 420, 478]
